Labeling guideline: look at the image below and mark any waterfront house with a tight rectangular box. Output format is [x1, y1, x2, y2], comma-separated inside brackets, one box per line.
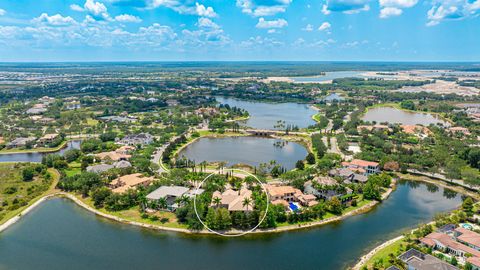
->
[266, 184, 317, 207]
[398, 249, 459, 270]
[211, 188, 253, 212]
[420, 232, 480, 258]
[454, 227, 480, 251]
[109, 173, 153, 193]
[37, 133, 59, 146]
[341, 159, 380, 176]
[448, 126, 471, 136]
[304, 176, 347, 200]
[146, 186, 204, 211]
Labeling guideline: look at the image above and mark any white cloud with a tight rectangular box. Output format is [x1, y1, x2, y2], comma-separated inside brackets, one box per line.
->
[302, 24, 313, 31]
[256, 18, 288, 29]
[195, 3, 217, 18]
[0, 8, 7, 16]
[380, 7, 403, 18]
[197, 17, 219, 28]
[32, 13, 77, 26]
[85, 0, 107, 15]
[236, 0, 291, 17]
[115, 14, 142, 23]
[379, 0, 417, 18]
[426, 0, 480, 26]
[239, 36, 284, 48]
[318, 22, 331, 31]
[70, 4, 85, 12]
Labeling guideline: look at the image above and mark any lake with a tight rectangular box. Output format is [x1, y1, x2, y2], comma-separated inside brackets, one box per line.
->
[0, 180, 462, 270]
[290, 71, 365, 82]
[0, 140, 82, 163]
[177, 136, 308, 170]
[362, 107, 450, 126]
[215, 96, 316, 130]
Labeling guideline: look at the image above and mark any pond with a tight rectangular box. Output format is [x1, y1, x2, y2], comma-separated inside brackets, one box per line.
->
[0, 140, 82, 163]
[0, 180, 462, 270]
[215, 96, 316, 130]
[177, 136, 308, 170]
[362, 106, 450, 126]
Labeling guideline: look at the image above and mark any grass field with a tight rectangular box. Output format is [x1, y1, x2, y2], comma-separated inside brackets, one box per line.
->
[0, 163, 60, 225]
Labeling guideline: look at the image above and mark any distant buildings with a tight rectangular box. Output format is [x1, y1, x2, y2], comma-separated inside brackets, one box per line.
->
[86, 160, 132, 174]
[6, 137, 36, 148]
[117, 133, 154, 146]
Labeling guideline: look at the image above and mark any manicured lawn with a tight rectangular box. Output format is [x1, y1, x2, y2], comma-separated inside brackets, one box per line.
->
[64, 162, 82, 177]
[365, 238, 408, 269]
[76, 195, 188, 229]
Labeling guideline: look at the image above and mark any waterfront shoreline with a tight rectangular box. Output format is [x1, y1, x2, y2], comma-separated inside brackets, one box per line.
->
[0, 186, 394, 236]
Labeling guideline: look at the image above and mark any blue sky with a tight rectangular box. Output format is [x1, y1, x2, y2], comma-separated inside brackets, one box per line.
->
[0, 0, 478, 61]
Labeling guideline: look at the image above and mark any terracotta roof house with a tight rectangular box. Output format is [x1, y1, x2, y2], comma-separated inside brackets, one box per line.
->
[342, 159, 380, 175]
[401, 125, 432, 137]
[38, 133, 59, 146]
[454, 227, 480, 251]
[211, 188, 253, 212]
[398, 249, 458, 270]
[420, 232, 480, 258]
[448, 126, 471, 136]
[467, 256, 480, 270]
[109, 173, 153, 193]
[266, 184, 317, 207]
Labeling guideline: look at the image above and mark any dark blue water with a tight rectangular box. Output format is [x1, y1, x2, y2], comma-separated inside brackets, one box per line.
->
[0, 181, 462, 270]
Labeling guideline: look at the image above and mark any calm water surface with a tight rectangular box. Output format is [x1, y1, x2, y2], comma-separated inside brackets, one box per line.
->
[290, 71, 365, 82]
[362, 107, 449, 126]
[0, 140, 81, 163]
[0, 181, 462, 270]
[178, 136, 308, 170]
[216, 96, 316, 130]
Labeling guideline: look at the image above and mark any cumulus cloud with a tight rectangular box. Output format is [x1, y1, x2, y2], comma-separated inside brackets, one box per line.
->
[195, 3, 217, 17]
[236, 0, 291, 16]
[115, 14, 142, 23]
[379, 0, 418, 18]
[318, 22, 331, 31]
[32, 13, 77, 26]
[427, 0, 480, 26]
[197, 17, 219, 28]
[0, 8, 7, 16]
[256, 17, 288, 29]
[84, 0, 108, 16]
[322, 0, 370, 15]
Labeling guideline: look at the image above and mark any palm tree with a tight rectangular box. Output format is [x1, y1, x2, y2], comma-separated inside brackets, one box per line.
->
[242, 197, 252, 212]
[158, 197, 168, 210]
[213, 197, 221, 208]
